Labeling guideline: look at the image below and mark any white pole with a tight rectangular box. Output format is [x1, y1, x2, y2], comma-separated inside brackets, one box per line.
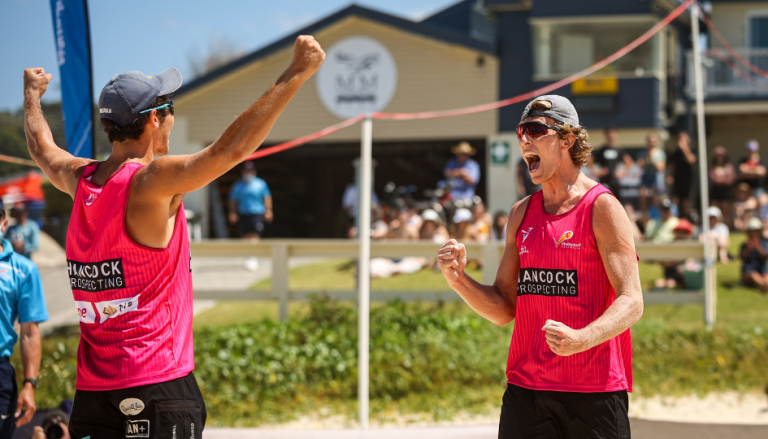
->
[691, 4, 715, 329]
[358, 115, 372, 429]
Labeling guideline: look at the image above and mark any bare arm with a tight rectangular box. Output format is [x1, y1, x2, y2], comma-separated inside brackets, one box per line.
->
[437, 197, 528, 326]
[543, 194, 643, 356]
[135, 36, 325, 198]
[23, 69, 92, 198]
[15, 322, 41, 427]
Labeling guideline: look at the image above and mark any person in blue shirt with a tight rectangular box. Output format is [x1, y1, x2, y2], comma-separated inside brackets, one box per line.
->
[0, 200, 48, 437]
[228, 161, 273, 238]
[443, 141, 481, 203]
[6, 204, 40, 259]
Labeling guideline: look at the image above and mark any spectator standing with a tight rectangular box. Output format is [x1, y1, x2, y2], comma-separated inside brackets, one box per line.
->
[644, 198, 680, 244]
[708, 146, 736, 226]
[667, 131, 697, 220]
[342, 183, 380, 222]
[701, 206, 731, 264]
[516, 157, 541, 199]
[738, 139, 767, 198]
[6, 204, 40, 260]
[228, 161, 273, 239]
[592, 127, 623, 202]
[741, 217, 768, 293]
[443, 142, 480, 203]
[615, 153, 643, 209]
[0, 200, 49, 437]
[639, 132, 666, 221]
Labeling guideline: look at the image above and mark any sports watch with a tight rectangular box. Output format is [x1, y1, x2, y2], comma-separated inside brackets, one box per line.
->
[22, 378, 38, 390]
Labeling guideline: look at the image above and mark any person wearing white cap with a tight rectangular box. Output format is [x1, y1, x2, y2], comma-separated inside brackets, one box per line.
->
[701, 206, 731, 264]
[419, 209, 449, 244]
[738, 139, 767, 198]
[741, 217, 768, 292]
[450, 208, 478, 242]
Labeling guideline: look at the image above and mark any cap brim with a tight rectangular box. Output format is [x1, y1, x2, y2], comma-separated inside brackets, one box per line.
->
[154, 68, 183, 96]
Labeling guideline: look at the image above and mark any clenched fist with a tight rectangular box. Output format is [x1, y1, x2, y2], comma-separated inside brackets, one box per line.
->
[438, 239, 467, 281]
[24, 68, 53, 99]
[291, 35, 325, 80]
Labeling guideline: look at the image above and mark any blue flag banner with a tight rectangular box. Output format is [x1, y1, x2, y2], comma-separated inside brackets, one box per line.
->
[50, 0, 94, 158]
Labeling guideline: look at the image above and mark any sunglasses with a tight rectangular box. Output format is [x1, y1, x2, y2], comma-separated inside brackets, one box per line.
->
[516, 121, 560, 140]
[140, 100, 174, 116]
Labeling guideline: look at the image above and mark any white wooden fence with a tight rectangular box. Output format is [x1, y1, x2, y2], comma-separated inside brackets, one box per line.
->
[191, 239, 716, 324]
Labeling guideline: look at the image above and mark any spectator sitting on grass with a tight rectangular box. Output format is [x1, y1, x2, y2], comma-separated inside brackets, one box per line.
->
[644, 198, 679, 244]
[733, 182, 758, 231]
[701, 206, 731, 265]
[741, 217, 768, 293]
[654, 219, 694, 289]
[419, 209, 449, 243]
[451, 208, 479, 241]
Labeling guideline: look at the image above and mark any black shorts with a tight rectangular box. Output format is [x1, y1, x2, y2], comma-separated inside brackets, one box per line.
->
[239, 213, 265, 236]
[69, 372, 206, 439]
[0, 358, 17, 439]
[498, 384, 630, 439]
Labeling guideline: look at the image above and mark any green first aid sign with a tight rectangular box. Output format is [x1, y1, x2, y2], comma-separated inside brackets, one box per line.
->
[491, 140, 510, 165]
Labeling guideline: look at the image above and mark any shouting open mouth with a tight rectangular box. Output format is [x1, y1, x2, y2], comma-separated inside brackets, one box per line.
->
[524, 152, 541, 174]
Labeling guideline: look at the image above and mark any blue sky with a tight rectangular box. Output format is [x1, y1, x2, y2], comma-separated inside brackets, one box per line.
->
[0, 0, 457, 111]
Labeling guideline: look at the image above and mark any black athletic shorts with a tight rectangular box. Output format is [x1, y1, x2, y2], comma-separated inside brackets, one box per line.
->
[498, 384, 630, 439]
[0, 358, 18, 439]
[69, 372, 206, 439]
[239, 213, 265, 236]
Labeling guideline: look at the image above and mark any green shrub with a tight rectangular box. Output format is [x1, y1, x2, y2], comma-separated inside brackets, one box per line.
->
[13, 298, 768, 426]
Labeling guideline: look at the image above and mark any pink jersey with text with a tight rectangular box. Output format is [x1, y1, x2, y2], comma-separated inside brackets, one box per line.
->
[66, 162, 194, 391]
[508, 184, 633, 393]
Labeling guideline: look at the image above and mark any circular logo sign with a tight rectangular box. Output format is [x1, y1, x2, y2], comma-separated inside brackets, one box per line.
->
[316, 36, 398, 119]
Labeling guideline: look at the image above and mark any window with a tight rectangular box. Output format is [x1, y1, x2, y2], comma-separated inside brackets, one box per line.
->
[750, 16, 768, 48]
[532, 18, 661, 77]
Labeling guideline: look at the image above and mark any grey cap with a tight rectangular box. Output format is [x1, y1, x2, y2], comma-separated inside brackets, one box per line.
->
[521, 95, 580, 127]
[99, 68, 183, 127]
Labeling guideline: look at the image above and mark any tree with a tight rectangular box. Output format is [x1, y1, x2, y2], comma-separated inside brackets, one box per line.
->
[187, 36, 245, 79]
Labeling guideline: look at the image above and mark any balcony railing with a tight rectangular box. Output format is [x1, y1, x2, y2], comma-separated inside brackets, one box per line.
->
[687, 47, 768, 98]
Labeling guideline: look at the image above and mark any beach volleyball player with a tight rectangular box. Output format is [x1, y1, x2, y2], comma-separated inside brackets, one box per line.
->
[439, 96, 643, 439]
[23, 36, 324, 438]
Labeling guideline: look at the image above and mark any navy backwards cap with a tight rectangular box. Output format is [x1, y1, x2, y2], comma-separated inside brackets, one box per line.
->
[521, 95, 580, 127]
[98, 68, 183, 127]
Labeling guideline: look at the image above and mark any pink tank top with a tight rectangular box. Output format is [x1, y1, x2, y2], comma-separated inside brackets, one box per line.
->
[66, 162, 194, 391]
[508, 184, 633, 393]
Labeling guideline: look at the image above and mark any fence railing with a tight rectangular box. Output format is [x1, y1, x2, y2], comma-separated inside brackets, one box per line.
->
[687, 47, 768, 98]
[191, 239, 716, 323]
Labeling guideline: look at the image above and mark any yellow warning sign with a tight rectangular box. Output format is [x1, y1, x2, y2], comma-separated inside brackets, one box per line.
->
[571, 77, 619, 95]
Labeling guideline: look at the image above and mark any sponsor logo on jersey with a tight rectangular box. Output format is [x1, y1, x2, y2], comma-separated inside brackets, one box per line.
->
[125, 420, 150, 438]
[517, 267, 578, 297]
[84, 191, 98, 206]
[95, 294, 140, 323]
[521, 227, 533, 242]
[67, 258, 125, 293]
[75, 300, 96, 324]
[519, 245, 529, 255]
[119, 398, 146, 416]
[553, 231, 581, 249]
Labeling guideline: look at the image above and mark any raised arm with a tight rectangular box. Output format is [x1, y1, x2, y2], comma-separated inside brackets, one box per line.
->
[23, 68, 93, 198]
[437, 197, 528, 326]
[543, 193, 643, 356]
[136, 36, 325, 198]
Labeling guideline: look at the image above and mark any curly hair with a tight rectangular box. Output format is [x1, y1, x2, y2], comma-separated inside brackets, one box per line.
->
[557, 124, 592, 167]
[100, 95, 171, 143]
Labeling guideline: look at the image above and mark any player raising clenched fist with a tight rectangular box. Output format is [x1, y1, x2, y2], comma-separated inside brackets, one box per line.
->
[438, 95, 642, 439]
[23, 35, 324, 439]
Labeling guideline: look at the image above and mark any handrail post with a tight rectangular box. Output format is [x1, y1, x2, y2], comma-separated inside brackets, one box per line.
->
[271, 243, 289, 321]
[358, 115, 373, 429]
